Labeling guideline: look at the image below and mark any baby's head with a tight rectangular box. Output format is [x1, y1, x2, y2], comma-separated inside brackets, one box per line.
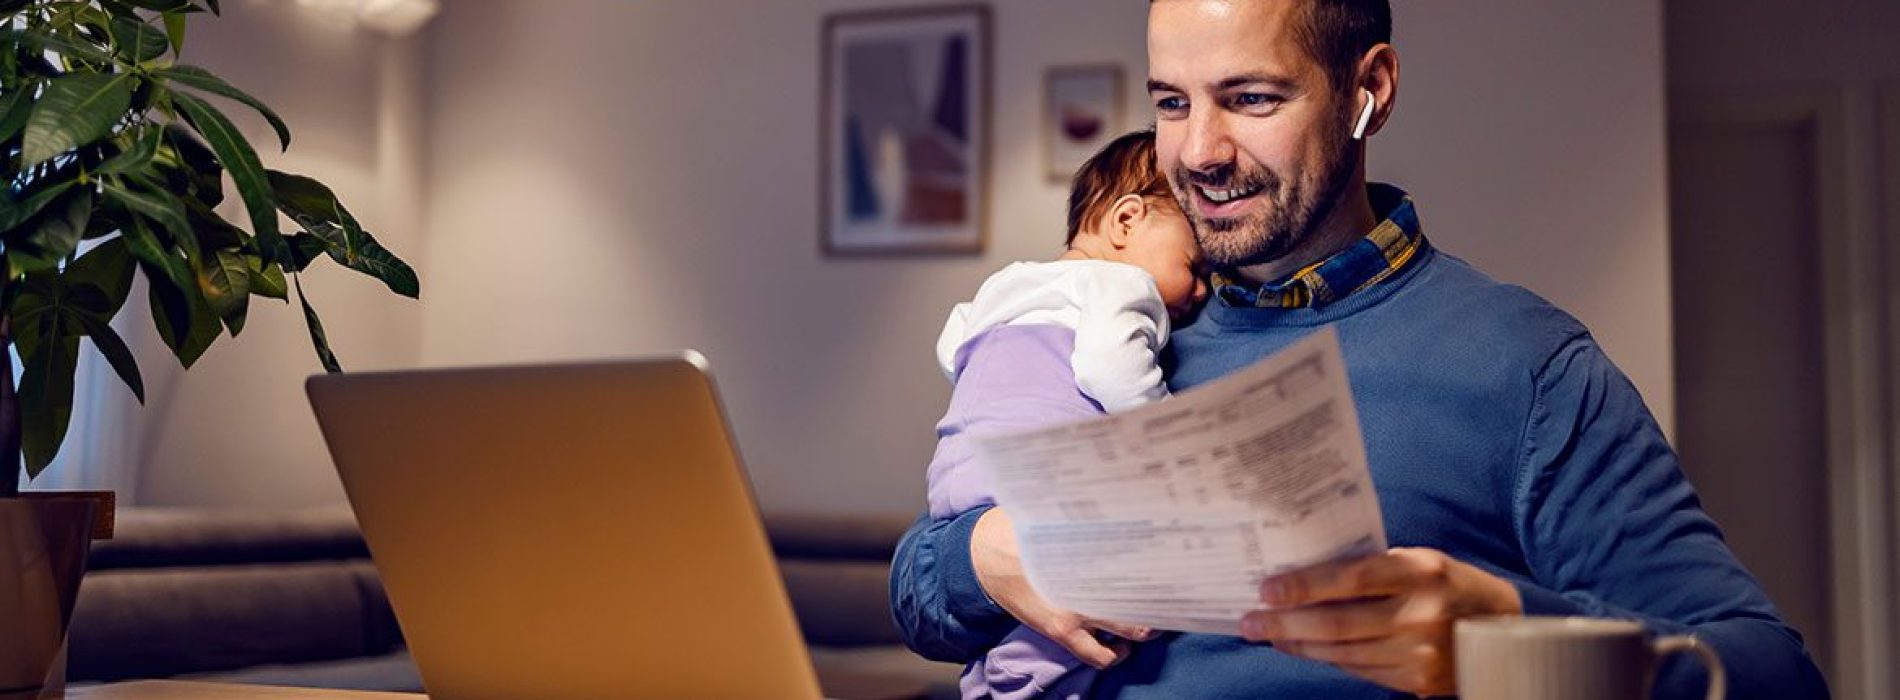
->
[1066, 130, 1208, 321]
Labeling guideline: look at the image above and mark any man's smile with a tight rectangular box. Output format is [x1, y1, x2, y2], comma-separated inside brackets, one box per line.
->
[1192, 182, 1264, 218]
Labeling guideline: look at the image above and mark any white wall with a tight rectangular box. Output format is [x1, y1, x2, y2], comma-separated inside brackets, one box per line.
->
[418, 0, 1673, 518]
[1666, 3, 1900, 697]
[41, 0, 1670, 515]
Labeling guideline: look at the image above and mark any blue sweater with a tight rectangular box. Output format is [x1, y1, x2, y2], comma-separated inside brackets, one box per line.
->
[890, 243, 1829, 699]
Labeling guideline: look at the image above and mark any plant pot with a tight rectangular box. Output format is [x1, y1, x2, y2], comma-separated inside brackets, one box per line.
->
[0, 495, 104, 700]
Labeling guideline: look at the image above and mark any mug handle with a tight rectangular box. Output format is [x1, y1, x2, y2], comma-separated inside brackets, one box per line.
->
[1652, 634, 1727, 700]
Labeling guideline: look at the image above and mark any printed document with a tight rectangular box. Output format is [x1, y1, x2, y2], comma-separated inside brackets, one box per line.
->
[975, 327, 1385, 636]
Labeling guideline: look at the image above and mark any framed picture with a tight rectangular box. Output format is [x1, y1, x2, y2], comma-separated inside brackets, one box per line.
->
[1044, 64, 1125, 182]
[820, 4, 990, 256]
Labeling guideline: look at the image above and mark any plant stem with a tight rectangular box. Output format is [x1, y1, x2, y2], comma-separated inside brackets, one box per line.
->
[0, 315, 18, 498]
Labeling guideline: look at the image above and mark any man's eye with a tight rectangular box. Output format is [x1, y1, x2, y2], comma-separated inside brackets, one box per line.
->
[1235, 93, 1283, 108]
[1155, 96, 1188, 113]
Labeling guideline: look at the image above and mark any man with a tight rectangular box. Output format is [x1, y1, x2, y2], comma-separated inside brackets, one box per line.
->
[890, 1, 1831, 698]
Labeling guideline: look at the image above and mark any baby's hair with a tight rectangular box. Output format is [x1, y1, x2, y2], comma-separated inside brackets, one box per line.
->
[1065, 128, 1176, 245]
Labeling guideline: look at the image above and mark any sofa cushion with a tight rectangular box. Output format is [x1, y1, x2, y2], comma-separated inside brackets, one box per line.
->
[88, 508, 367, 571]
[67, 561, 401, 682]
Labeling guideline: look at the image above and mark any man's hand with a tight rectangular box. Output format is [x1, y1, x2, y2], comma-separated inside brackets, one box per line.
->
[972, 508, 1158, 668]
[1239, 548, 1523, 696]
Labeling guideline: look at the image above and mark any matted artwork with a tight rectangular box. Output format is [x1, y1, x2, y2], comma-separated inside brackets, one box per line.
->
[821, 4, 990, 256]
[1044, 64, 1125, 182]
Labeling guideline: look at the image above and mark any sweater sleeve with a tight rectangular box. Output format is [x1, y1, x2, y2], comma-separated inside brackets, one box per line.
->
[1513, 336, 1830, 700]
[890, 505, 1019, 662]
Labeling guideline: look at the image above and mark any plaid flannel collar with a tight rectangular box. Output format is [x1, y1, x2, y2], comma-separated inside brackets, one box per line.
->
[1212, 183, 1425, 309]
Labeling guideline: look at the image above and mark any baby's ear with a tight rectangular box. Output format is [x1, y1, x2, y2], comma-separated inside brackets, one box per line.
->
[1106, 194, 1148, 248]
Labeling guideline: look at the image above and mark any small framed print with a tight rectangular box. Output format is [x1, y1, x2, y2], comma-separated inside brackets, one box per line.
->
[820, 4, 991, 256]
[1043, 64, 1125, 182]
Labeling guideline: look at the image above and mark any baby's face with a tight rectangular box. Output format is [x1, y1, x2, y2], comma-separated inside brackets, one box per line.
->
[1122, 202, 1209, 322]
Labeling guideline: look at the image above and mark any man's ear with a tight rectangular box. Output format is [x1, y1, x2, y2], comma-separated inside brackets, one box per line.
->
[1105, 194, 1148, 249]
[1354, 44, 1400, 139]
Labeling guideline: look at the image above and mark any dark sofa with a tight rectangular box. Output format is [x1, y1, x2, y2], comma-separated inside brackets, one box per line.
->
[66, 508, 958, 698]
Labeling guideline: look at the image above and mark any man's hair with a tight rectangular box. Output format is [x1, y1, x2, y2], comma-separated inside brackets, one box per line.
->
[1296, 0, 1391, 91]
[1065, 129, 1175, 245]
[1152, 0, 1393, 92]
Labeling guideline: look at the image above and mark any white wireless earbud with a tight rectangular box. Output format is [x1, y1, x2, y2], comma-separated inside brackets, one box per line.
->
[1351, 88, 1376, 141]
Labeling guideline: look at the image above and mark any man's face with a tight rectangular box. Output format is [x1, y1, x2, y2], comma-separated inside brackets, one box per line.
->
[1148, 0, 1358, 270]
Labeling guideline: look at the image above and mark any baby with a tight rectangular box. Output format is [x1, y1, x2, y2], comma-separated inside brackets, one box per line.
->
[927, 130, 1207, 700]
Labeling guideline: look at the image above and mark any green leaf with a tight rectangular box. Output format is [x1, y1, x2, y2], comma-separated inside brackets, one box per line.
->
[102, 180, 198, 255]
[70, 312, 144, 403]
[107, 15, 168, 63]
[246, 254, 286, 299]
[9, 276, 58, 361]
[220, 292, 246, 335]
[97, 124, 163, 175]
[63, 236, 137, 319]
[119, 215, 189, 291]
[146, 257, 220, 368]
[23, 72, 135, 167]
[0, 89, 33, 144]
[162, 12, 186, 56]
[158, 65, 290, 151]
[5, 188, 92, 274]
[171, 91, 283, 262]
[345, 231, 418, 298]
[0, 178, 75, 233]
[267, 170, 342, 224]
[293, 275, 341, 373]
[19, 332, 78, 478]
[124, 0, 194, 11]
[160, 125, 223, 207]
[267, 171, 418, 297]
[0, 181, 77, 232]
[282, 232, 331, 272]
[181, 198, 247, 249]
[198, 247, 249, 322]
[19, 29, 117, 66]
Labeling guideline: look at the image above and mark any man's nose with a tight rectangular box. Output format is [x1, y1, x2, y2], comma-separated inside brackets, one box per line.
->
[1181, 109, 1236, 178]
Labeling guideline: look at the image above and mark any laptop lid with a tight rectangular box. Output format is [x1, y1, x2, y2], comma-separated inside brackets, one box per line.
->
[306, 354, 822, 700]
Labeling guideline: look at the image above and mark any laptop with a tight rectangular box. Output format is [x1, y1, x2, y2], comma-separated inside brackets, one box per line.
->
[306, 353, 825, 700]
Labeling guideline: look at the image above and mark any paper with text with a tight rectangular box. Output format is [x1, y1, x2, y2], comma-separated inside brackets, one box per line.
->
[976, 327, 1385, 636]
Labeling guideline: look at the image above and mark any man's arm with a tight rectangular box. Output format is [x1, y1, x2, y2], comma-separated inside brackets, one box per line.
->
[1509, 337, 1828, 699]
[1238, 335, 1829, 699]
[891, 506, 1159, 666]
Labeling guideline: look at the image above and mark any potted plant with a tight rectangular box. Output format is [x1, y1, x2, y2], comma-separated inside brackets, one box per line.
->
[0, 1, 416, 696]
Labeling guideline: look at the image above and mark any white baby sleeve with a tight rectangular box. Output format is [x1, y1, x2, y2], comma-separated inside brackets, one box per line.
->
[1070, 268, 1172, 412]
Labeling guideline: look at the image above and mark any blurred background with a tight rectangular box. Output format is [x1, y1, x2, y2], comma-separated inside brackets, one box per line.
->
[24, 0, 1898, 698]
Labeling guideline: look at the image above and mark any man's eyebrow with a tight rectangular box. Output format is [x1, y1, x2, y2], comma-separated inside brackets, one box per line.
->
[1146, 74, 1300, 94]
[1216, 73, 1298, 91]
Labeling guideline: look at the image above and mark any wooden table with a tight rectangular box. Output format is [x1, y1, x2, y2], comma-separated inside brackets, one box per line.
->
[66, 682, 421, 699]
[64, 670, 931, 700]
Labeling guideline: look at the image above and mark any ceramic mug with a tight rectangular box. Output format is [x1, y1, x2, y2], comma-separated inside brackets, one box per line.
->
[1455, 616, 1726, 700]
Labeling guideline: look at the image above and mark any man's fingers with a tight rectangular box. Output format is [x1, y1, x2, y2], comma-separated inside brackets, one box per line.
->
[1273, 635, 1417, 667]
[1240, 596, 1405, 642]
[1276, 638, 1454, 696]
[1259, 548, 1446, 607]
[1084, 617, 1158, 642]
[1055, 627, 1130, 669]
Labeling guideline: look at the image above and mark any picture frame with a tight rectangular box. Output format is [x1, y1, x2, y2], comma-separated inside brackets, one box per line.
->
[820, 4, 991, 256]
[1043, 64, 1125, 182]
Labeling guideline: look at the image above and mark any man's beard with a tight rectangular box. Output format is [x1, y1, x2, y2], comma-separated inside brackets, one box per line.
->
[1170, 115, 1359, 271]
